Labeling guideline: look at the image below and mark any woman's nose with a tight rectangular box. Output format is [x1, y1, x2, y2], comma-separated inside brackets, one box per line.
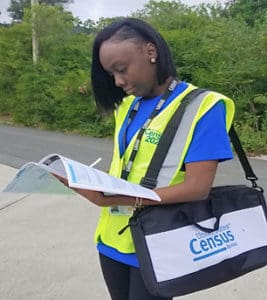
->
[114, 74, 125, 88]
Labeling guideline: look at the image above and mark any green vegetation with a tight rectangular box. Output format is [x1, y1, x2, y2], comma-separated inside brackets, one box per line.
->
[0, 0, 266, 153]
[7, 0, 72, 22]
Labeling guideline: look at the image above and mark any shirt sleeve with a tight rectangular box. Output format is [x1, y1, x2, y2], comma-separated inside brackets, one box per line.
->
[184, 101, 233, 164]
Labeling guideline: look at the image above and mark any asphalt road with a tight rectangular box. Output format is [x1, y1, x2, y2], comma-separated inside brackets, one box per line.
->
[0, 124, 113, 171]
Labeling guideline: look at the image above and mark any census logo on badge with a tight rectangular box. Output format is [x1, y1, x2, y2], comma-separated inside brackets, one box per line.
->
[189, 223, 238, 262]
[144, 128, 161, 145]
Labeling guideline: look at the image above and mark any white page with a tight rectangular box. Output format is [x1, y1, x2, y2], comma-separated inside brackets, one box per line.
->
[38, 154, 161, 201]
[38, 154, 67, 178]
[3, 162, 73, 194]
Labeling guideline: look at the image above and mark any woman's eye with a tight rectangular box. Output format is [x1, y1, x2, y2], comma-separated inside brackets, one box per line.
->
[116, 67, 126, 73]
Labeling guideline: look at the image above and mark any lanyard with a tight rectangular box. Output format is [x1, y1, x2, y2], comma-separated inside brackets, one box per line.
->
[120, 78, 179, 180]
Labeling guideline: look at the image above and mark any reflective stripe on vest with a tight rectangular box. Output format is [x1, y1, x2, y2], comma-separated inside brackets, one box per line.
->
[157, 90, 210, 187]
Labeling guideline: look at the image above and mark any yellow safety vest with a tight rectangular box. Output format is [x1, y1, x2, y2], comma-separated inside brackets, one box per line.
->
[95, 84, 235, 254]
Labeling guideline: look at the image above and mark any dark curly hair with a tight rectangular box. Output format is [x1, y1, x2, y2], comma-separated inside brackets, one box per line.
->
[91, 18, 177, 110]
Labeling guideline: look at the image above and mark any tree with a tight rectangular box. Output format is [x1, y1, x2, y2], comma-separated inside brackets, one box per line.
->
[7, 0, 73, 22]
[225, 0, 267, 26]
[95, 17, 123, 31]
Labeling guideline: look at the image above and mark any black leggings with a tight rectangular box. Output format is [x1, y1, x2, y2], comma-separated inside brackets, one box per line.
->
[99, 254, 172, 300]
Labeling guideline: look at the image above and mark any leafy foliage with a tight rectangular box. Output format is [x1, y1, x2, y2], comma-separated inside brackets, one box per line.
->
[0, 0, 266, 152]
[7, 0, 72, 22]
[226, 0, 267, 26]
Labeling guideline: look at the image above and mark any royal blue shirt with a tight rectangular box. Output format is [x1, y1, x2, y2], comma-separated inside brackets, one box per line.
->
[97, 82, 233, 267]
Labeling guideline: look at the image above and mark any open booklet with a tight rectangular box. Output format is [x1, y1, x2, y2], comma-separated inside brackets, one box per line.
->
[4, 153, 161, 201]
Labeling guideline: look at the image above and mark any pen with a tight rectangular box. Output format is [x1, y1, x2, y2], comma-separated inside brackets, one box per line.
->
[89, 157, 102, 168]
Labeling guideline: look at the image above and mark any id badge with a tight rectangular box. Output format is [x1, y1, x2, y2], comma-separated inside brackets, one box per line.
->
[109, 205, 133, 216]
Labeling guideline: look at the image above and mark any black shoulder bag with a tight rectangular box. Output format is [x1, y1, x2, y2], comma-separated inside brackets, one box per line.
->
[126, 89, 267, 298]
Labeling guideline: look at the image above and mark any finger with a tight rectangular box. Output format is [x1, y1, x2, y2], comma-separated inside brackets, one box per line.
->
[52, 174, 69, 186]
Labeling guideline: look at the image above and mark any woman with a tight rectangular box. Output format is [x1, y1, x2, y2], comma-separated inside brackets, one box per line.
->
[74, 18, 235, 300]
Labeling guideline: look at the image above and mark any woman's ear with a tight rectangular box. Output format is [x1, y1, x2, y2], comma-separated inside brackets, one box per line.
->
[146, 42, 158, 63]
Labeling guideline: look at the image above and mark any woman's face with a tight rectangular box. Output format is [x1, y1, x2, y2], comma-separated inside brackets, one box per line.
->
[99, 38, 159, 98]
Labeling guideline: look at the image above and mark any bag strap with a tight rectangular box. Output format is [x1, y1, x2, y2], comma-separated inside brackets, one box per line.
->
[140, 88, 207, 189]
[140, 88, 260, 189]
[228, 126, 258, 187]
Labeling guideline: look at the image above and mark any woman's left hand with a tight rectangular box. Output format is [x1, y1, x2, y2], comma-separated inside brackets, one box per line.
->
[52, 173, 108, 206]
[71, 187, 108, 207]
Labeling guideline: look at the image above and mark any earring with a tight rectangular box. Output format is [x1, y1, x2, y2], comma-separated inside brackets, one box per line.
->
[150, 57, 156, 64]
